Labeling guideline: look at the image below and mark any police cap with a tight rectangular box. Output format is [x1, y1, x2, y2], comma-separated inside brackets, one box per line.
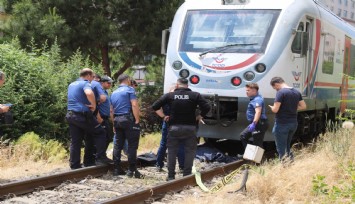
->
[101, 76, 113, 83]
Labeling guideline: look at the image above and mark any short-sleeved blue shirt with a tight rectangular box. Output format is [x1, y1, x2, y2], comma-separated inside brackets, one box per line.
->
[274, 88, 303, 124]
[246, 94, 267, 122]
[91, 80, 105, 102]
[99, 89, 110, 117]
[110, 84, 137, 115]
[67, 78, 92, 112]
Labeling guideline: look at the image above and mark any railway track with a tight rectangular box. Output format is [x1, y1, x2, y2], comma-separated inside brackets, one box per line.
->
[0, 159, 248, 204]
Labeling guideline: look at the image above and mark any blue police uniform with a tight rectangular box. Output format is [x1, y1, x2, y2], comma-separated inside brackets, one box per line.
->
[66, 78, 110, 169]
[111, 84, 141, 173]
[91, 80, 105, 104]
[98, 88, 112, 150]
[240, 94, 269, 149]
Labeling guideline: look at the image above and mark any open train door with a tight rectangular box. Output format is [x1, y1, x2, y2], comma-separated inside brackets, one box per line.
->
[291, 18, 315, 96]
[340, 36, 351, 114]
[291, 17, 318, 97]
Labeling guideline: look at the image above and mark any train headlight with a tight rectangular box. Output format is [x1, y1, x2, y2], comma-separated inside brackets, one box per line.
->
[190, 75, 200, 84]
[255, 63, 266, 73]
[244, 71, 255, 81]
[231, 77, 242, 86]
[172, 61, 182, 70]
[179, 69, 190, 78]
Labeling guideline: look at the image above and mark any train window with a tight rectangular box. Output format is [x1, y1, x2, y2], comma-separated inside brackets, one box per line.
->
[179, 9, 280, 53]
[297, 22, 304, 31]
[291, 22, 308, 55]
[350, 44, 355, 76]
[322, 34, 335, 75]
[291, 31, 308, 55]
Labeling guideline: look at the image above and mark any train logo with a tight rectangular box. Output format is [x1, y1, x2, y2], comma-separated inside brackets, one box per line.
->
[212, 54, 226, 63]
[292, 71, 302, 81]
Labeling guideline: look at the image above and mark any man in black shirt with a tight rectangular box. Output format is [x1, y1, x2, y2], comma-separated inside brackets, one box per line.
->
[152, 78, 210, 180]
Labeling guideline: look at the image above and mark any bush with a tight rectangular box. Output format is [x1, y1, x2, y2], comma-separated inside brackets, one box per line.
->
[0, 39, 99, 142]
[14, 131, 67, 162]
[139, 84, 163, 134]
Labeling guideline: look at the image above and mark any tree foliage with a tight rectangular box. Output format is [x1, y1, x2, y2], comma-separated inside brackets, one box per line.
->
[0, 39, 98, 141]
[1, 0, 183, 78]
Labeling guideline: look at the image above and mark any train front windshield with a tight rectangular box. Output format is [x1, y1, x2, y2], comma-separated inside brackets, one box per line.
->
[180, 10, 280, 53]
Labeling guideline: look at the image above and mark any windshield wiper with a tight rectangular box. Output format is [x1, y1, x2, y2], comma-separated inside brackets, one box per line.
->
[199, 43, 257, 57]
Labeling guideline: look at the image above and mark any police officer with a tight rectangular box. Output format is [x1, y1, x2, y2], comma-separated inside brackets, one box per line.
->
[99, 76, 114, 152]
[66, 68, 111, 170]
[152, 78, 210, 180]
[111, 74, 142, 178]
[91, 73, 107, 116]
[0, 71, 10, 114]
[240, 83, 268, 150]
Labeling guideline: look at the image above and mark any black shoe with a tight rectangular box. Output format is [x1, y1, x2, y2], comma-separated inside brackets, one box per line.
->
[113, 166, 126, 176]
[96, 157, 113, 165]
[126, 170, 145, 179]
[83, 163, 96, 167]
[166, 176, 175, 181]
[70, 166, 82, 170]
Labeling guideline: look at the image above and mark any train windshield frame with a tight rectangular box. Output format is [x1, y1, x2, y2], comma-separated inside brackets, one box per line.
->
[179, 9, 280, 53]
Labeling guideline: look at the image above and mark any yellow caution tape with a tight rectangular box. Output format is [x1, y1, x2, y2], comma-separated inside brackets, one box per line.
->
[195, 167, 241, 193]
[195, 164, 261, 193]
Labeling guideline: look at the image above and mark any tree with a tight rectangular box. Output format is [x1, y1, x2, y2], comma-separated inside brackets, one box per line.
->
[1, 0, 183, 79]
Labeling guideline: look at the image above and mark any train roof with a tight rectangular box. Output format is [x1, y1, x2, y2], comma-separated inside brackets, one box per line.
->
[183, 0, 296, 9]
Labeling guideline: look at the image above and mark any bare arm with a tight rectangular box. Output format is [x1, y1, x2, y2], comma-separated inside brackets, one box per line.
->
[297, 100, 307, 110]
[84, 89, 96, 112]
[131, 99, 140, 124]
[99, 94, 107, 104]
[110, 105, 115, 133]
[253, 107, 262, 123]
[155, 108, 170, 122]
[155, 108, 165, 118]
[269, 102, 281, 113]
[0, 105, 10, 113]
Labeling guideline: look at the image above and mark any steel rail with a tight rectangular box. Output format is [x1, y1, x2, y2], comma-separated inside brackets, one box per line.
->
[0, 163, 116, 199]
[101, 160, 248, 204]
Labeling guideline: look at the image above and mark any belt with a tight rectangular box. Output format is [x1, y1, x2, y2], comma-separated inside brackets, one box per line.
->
[68, 110, 90, 116]
[114, 113, 130, 117]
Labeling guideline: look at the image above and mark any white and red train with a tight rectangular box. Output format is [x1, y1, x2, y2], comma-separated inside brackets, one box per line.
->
[161, 0, 355, 142]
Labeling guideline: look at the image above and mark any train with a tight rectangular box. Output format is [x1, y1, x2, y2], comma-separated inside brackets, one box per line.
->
[161, 0, 355, 142]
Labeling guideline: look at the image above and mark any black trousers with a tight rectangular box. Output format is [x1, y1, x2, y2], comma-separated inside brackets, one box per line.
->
[101, 117, 113, 151]
[66, 111, 107, 169]
[240, 119, 269, 149]
[113, 115, 140, 171]
[167, 125, 197, 177]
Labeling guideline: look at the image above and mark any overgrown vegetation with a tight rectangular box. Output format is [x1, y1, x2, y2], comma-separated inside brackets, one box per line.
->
[0, 131, 67, 168]
[178, 124, 354, 203]
[0, 39, 99, 142]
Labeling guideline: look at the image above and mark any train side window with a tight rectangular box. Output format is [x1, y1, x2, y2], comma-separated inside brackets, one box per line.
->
[350, 44, 355, 76]
[298, 22, 304, 31]
[291, 32, 308, 55]
[291, 22, 308, 55]
[322, 34, 335, 74]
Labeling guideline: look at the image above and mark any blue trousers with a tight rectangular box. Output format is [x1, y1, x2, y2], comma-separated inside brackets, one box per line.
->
[156, 121, 184, 169]
[272, 121, 298, 160]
